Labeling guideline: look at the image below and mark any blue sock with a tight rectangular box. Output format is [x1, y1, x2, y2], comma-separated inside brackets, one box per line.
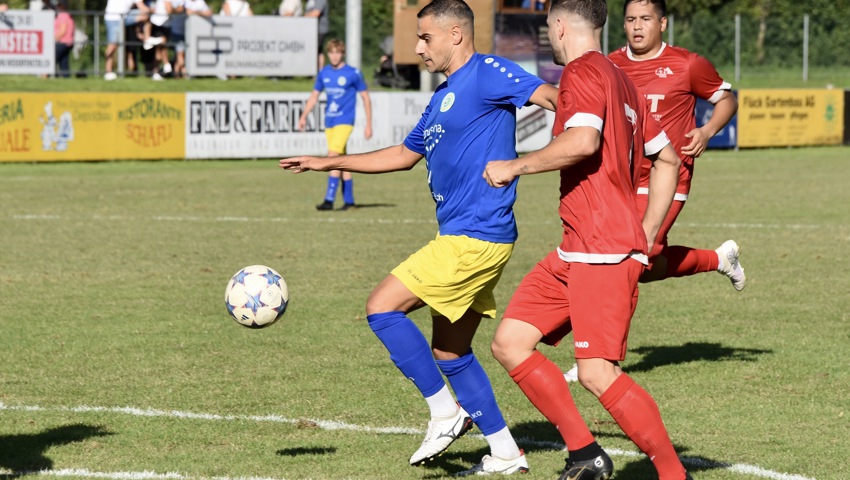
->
[367, 311, 445, 398]
[342, 179, 354, 205]
[437, 350, 507, 436]
[324, 176, 340, 202]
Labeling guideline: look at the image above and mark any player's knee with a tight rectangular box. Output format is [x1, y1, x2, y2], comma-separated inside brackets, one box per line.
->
[431, 347, 459, 362]
[576, 364, 621, 398]
[490, 331, 511, 366]
[364, 295, 384, 316]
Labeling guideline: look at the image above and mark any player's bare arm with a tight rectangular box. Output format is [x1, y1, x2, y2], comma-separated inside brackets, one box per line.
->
[280, 144, 422, 174]
[528, 83, 559, 112]
[642, 143, 681, 249]
[483, 126, 600, 188]
[298, 90, 322, 131]
[682, 90, 738, 157]
[360, 90, 374, 140]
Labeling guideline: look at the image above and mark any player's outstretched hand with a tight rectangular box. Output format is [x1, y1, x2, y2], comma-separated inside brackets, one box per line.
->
[483, 160, 516, 188]
[279, 156, 319, 173]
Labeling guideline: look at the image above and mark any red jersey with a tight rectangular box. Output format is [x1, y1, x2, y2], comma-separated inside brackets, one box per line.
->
[554, 51, 668, 265]
[608, 43, 730, 196]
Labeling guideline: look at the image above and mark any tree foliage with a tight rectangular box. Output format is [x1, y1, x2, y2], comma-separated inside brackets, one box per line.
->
[663, 0, 850, 67]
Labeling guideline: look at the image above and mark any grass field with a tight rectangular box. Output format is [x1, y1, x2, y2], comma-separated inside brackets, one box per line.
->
[1, 64, 849, 92]
[1, 146, 849, 480]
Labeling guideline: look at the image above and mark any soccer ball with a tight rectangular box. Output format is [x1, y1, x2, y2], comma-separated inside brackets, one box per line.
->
[224, 265, 289, 328]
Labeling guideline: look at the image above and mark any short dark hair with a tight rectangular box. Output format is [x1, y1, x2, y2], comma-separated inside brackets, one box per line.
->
[417, 0, 475, 31]
[550, 0, 607, 29]
[623, 0, 666, 18]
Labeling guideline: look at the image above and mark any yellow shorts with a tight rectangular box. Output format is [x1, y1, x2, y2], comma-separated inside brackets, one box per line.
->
[391, 234, 514, 322]
[325, 124, 354, 154]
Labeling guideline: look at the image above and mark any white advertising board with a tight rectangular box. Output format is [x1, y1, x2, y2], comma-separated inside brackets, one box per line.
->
[185, 16, 317, 77]
[516, 105, 556, 153]
[184, 92, 431, 159]
[0, 10, 54, 76]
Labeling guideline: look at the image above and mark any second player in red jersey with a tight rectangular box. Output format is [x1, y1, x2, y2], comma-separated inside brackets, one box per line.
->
[609, 0, 746, 289]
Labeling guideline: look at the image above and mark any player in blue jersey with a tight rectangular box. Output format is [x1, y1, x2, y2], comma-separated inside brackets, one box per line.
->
[298, 38, 373, 211]
[281, 0, 557, 475]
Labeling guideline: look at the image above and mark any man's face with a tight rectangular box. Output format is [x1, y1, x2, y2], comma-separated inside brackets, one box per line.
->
[415, 15, 453, 74]
[623, 1, 666, 56]
[546, 11, 566, 66]
[327, 48, 344, 67]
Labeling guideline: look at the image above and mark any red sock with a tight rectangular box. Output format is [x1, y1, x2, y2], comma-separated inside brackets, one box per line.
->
[663, 245, 719, 278]
[509, 351, 595, 450]
[600, 374, 686, 480]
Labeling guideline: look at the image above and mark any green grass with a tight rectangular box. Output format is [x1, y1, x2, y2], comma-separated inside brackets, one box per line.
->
[0, 75, 317, 93]
[714, 66, 850, 90]
[1, 147, 849, 480]
[2, 65, 848, 92]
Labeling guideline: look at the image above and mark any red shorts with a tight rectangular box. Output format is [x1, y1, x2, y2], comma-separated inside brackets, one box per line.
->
[503, 250, 642, 361]
[635, 194, 686, 263]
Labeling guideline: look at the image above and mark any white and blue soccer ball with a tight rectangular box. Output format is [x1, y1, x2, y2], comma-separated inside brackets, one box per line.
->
[224, 265, 289, 328]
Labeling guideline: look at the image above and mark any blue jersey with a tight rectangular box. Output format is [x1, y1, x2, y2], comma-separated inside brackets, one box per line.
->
[404, 53, 545, 244]
[314, 64, 368, 128]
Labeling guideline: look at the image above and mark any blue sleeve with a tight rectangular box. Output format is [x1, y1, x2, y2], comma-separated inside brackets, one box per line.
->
[312, 69, 324, 91]
[403, 103, 432, 155]
[354, 69, 368, 92]
[478, 56, 546, 109]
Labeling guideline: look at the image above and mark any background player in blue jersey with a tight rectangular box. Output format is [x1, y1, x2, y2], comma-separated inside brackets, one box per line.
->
[298, 39, 373, 211]
[281, 0, 557, 475]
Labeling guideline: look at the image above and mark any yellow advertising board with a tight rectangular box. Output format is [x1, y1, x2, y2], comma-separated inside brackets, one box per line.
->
[737, 89, 844, 148]
[0, 93, 185, 162]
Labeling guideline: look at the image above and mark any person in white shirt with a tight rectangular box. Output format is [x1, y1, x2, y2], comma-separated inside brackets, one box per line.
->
[220, 0, 252, 16]
[170, 0, 211, 78]
[145, 0, 182, 80]
[104, 0, 150, 80]
[278, 0, 301, 16]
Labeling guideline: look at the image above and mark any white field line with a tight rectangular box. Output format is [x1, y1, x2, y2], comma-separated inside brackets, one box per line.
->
[8, 213, 841, 232]
[0, 403, 815, 480]
[0, 468, 288, 480]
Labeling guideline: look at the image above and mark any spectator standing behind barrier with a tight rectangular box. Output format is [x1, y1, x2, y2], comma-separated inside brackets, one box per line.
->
[303, 0, 328, 70]
[278, 0, 301, 16]
[217, 0, 251, 79]
[170, 0, 211, 78]
[104, 0, 150, 80]
[53, 0, 75, 78]
[146, 0, 181, 80]
[124, 4, 148, 74]
[220, 0, 252, 16]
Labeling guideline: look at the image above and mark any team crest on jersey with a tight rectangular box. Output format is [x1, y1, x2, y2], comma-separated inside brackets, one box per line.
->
[440, 92, 455, 112]
[337, 76, 347, 86]
[655, 67, 674, 78]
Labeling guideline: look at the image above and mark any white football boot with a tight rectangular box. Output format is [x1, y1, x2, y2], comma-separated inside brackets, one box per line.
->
[409, 405, 473, 465]
[456, 451, 530, 476]
[563, 363, 579, 383]
[716, 240, 746, 291]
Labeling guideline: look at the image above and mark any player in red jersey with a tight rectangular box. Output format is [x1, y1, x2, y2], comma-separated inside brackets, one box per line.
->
[610, 0, 745, 289]
[482, 1, 691, 479]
